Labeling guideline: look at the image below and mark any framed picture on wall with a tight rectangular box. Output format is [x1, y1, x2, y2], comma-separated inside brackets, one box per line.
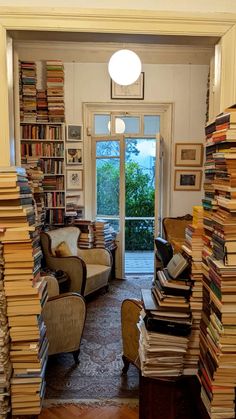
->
[66, 124, 83, 141]
[66, 145, 83, 165]
[111, 72, 144, 99]
[174, 170, 202, 191]
[175, 143, 203, 167]
[66, 169, 83, 190]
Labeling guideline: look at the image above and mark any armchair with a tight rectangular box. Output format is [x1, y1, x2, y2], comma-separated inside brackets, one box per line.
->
[40, 226, 112, 297]
[121, 298, 143, 374]
[42, 276, 86, 363]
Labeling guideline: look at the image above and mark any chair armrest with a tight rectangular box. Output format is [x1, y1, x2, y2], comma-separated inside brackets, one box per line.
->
[42, 293, 86, 355]
[41, 275, 59, 298]
[42, 254, 87, 295]
[77, 248, 112, 266]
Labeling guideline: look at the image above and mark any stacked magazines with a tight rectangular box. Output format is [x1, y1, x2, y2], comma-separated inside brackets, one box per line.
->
[139, 253, 193, 378]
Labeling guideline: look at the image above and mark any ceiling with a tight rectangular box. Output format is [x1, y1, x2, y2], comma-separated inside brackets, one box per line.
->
[9, 30, 219, 46]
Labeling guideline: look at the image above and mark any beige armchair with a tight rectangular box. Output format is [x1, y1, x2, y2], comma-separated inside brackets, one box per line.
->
[42, 276, 86, 364]
[40, 226, 112, 297]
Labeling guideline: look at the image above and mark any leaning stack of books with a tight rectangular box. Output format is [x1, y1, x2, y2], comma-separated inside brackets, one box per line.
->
[181, 206, 204, 375]
[0, 236, 11, 419]
[139, 256, 192, 378]
[199, 106, 236, 419]
[46, 60, 65, 123]
[20, 61, 37, 123]
[72, 220, 95, 249]
[0, 166, 48, 416]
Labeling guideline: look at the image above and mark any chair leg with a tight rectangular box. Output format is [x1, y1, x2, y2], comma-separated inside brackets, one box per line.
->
[121, 355, 130, 375]
[72, 349, 80, 365]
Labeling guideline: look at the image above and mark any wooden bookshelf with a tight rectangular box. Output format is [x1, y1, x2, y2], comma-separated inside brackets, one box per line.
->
[20, 122, 66, 227]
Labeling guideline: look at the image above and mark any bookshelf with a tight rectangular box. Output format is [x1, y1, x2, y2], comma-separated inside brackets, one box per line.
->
[20, 122, 66, 227]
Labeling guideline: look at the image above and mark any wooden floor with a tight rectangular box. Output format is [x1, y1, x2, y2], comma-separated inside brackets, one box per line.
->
[39, 404, 139, 419]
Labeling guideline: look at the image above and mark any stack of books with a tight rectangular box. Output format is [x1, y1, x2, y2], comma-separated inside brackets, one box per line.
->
[139, 255, 192, 378]
[181, 206, 204, 375]
[0, 166, 48, 416]
[199, 106, 236, 419]
[46, 60, 65, 123]
[94, 220, 116, 250]
[36, 90, 48, 123]
[20, 61, 37, 123]
[72, 220, 95, 249]
[0, 237, 11, 419]
[19, 61, 23, 122]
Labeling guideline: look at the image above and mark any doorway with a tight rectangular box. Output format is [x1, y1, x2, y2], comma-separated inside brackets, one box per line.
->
[91, 110, 161, 278]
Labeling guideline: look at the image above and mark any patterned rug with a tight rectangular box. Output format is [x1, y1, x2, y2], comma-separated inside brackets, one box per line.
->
[45, 275, 152, 403]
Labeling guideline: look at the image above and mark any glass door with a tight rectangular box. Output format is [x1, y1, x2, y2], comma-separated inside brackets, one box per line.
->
[125, 138, 156, 274]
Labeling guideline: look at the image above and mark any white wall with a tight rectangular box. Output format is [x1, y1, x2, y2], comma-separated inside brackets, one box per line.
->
[63, 61, 208, 216]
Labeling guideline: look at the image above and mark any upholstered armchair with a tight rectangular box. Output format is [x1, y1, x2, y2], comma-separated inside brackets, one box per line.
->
[121, 298, 143, 374]
[40, 226, 112, 297]
[42, 276, 86, 363]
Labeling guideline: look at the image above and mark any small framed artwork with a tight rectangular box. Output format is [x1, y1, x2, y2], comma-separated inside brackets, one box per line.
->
[66, 170, 83, 190]
[175, 143, 203, 167]
[66, 124, 83, 141]
[66, 145, 83, 165]
[174, 170, 202, 191]
[111, 72, 144, 100]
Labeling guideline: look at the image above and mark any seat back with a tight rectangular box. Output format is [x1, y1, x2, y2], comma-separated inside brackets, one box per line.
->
[155, 237, 173, 268]
[162, 214, 192, 252]
[44, 226, 81, 257]
[121, 299, 143, 369]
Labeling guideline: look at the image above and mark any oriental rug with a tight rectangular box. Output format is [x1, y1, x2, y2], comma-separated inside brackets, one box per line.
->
[45, 275, 152, 403]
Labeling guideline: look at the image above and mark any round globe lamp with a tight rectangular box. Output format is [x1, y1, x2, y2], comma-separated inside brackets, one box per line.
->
[108, 118, 126, 134]
[108, 49, 142, 86]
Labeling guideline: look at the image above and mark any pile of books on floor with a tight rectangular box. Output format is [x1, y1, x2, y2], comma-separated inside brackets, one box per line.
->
[0, 238, 11, 419]
[94, 220, 117, 250]
[20, 61, 37, 123]
[199, 106, 236, 419]
[181, 205, 204, 375]
[0, 166, 48, 416]
[139, 253, 193, 379]
[73, 220, 95, 249]
[46, 60, 65, 123]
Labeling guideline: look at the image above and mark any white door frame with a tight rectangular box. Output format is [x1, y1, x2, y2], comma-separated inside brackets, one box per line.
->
[83, 102, 173, 277]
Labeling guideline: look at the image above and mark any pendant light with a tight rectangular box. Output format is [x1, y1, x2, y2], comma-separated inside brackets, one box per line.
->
[108, 49, 142, 86]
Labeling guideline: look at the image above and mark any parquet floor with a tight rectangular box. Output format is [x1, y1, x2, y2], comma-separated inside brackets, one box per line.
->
[39, 404, 139, 419]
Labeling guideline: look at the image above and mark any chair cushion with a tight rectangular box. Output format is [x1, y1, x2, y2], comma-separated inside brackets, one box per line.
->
[85, 264, 110, 295]
[55, 241, 72, 257]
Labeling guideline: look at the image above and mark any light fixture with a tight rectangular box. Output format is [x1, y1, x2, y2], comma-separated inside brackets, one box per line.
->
[108, 118, 126, 134]
[108, 49, 142, 86]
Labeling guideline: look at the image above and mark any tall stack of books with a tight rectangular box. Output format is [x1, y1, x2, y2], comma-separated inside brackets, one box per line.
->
[199, 106, 236, 419]
[139, 256, 192, 378]
[0, 166, 48, 416]
[36, 90, 48, 123]
[0, 236, 11, 419]
[94, 220, 116, 250]
[20, 61, 37, 123]
[181, 206, 204, 375]
[46, 60, 65, 123]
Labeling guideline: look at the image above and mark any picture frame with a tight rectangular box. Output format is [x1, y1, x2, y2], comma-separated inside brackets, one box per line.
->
[174, 170, 202, 191]
[66, 124, 83, 141]
[66, 170, 83, 190]
[66, 144, 83, 165]
[175, 143, 203, 167]
[111, 72, 144, 100]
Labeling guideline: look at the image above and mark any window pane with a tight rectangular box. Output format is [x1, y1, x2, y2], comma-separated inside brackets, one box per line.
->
[144, 115, 160, 135]
[94, 114, 110, 135]
[96, 158, 119, 216]
[96, 141, 120, 157]
[115, 116, 140, 134]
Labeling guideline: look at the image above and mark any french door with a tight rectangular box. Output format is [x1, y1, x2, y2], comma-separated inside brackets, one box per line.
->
[92, 112, 162, 278]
